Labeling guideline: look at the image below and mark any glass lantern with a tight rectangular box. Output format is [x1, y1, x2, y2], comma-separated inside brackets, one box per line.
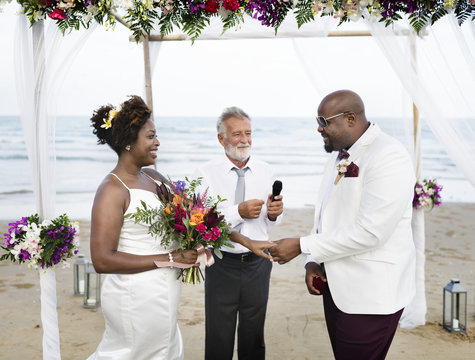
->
[83, 263, 101, 309]
[73, 254, 89, 296]
[443, 278, 467, 333]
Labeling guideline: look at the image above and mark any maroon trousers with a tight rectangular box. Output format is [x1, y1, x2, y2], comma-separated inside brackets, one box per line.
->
[323, 287, 403, 360]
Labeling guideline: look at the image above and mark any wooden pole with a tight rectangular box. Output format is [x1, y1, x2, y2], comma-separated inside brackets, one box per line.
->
[143, 35, 154, 117]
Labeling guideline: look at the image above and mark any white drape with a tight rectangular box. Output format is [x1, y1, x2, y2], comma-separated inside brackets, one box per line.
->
[367, 14, 475, 328]
[14, 17, 96, 359]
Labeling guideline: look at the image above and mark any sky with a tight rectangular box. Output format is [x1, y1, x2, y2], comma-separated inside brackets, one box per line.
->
[0, 2, 412, 119]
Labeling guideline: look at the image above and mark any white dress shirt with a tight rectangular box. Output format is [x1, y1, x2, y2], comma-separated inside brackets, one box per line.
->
[194, 155, 282, 254]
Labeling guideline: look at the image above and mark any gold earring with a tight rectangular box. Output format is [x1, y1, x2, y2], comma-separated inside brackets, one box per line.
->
[125, 145, 131, 151]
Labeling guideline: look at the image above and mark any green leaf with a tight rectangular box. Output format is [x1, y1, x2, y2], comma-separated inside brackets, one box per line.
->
[294, 0, 315, 28]
[213, 248, 223, 259]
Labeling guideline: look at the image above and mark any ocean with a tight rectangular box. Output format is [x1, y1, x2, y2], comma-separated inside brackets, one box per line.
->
[0, 115, 473, 220]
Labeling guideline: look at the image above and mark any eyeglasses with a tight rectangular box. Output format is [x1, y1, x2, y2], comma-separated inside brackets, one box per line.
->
[316, 111, 350, 128]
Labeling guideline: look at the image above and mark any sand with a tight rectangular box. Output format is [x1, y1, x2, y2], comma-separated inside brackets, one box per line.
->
[0, 203, 474, 359]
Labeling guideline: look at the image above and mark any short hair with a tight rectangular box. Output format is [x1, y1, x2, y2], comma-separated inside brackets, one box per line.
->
[216, 106, 251, 135]
[90, 95, 151, 155]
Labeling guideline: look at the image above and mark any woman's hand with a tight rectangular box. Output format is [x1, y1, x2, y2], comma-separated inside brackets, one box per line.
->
[171, 249, 198, 265]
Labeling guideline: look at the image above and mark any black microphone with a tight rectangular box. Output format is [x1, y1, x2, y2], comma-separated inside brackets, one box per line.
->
[271, 180, 282, 202]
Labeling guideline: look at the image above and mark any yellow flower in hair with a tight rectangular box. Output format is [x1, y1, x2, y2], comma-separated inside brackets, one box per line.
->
[101, 105, 122, 129]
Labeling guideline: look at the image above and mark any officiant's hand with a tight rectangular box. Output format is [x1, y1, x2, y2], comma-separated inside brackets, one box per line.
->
[269, 238, 301, 264]
[305, 262, 327, 295]
[266, 194, 283, 221]
[238, 199, 265, 219]
[230, 231, 275, 261]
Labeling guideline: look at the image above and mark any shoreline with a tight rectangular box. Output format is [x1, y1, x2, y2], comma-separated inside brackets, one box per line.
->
[0, 204, 474, 359]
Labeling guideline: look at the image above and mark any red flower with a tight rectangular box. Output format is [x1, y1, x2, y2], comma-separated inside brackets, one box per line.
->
[345, 162, 359, 177]
[48, 8, 67, 21]
[196, 223, 207, 234]
[204, 0, 219, 13]
[39, 0, 54, 6]
[174, 223, 186, 234]
[223, 0, 239, 11]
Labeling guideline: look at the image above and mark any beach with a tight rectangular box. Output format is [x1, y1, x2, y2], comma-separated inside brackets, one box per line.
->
[0, 203, 474, 359]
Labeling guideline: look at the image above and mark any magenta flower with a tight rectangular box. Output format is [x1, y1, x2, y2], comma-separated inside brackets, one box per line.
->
[196, 223, 207, 234]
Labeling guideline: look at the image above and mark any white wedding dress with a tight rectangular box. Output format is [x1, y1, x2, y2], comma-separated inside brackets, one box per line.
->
[88, 174, 183, 360]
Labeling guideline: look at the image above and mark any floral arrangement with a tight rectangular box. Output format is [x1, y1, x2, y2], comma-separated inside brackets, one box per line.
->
[334, 158, 359, 184]
[126, 177, 233, 284]
[413, 178, 443, 210]
[5, 1, 474, 41]
[1, 214, 80, 269]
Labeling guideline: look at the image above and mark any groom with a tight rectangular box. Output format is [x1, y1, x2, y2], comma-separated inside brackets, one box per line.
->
[269, 90, 416, 360]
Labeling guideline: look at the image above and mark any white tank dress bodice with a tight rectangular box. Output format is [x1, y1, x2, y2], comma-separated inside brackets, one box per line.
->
[88, 175, 183, 360]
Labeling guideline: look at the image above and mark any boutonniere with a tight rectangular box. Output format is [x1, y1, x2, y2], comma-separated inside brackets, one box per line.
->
[334, 160, 359, 184]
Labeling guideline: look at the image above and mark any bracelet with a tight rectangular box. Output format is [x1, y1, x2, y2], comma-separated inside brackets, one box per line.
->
[168, 252, 174, 263]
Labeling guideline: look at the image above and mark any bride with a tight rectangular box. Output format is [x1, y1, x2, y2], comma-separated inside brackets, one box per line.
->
[87, 96, 273, 360]
[87, 96, 197, 360]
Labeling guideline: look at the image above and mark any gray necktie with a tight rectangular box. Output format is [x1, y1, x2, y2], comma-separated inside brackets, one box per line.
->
[233, 167, 248, 232]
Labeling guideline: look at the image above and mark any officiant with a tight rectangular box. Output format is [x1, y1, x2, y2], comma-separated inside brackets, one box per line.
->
[193, 106, 283, 360]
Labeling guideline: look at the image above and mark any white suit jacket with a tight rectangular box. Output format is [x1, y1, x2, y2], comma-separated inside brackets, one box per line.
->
[301, 124, 416, 315]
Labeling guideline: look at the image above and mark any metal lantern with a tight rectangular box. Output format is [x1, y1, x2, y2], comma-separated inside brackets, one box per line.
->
[73, 254, 89, 296]
[83, 263, 101, 309]
[443, 278, 467, 333]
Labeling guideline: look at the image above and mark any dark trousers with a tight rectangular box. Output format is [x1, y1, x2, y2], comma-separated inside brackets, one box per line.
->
[323, 287, 403, 360]
[205, 252, 272, 360]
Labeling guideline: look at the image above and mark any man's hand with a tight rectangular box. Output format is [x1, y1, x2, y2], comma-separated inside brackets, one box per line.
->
[268, 238, 301, 264]
[229, 231, 275, 261]
[305, 262, 327, 296]
[266, 194, 283, 221]
[238, 199, 265, 219]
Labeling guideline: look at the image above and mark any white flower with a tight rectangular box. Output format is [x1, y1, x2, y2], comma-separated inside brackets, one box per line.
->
[115, 0, 135, 10]
[57, 0, 75, 10]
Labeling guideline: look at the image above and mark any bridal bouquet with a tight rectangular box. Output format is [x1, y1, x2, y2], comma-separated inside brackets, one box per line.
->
[413, 178, 443, 210]
[126, 177, 233, 284]
[1, 214, 80, 270]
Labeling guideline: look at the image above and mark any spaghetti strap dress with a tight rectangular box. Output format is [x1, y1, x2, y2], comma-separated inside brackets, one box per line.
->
[87, 173, 183, 360]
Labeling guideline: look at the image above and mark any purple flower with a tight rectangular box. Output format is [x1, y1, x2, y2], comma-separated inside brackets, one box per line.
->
[188, 0, 205, 14]
[173, 180, 186, 193]
[246, 0, 290, 27]
[18, 249, 31, 261]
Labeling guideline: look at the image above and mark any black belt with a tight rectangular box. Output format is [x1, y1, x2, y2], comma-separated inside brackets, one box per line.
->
[221, 251, 257, 263]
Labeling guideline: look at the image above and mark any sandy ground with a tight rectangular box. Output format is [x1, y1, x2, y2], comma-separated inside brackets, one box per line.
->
[0, 203, 474, 359]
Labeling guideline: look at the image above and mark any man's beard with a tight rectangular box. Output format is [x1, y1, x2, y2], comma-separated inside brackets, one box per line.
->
[324, 139, 334, 153]
[225, 143, 251, 162]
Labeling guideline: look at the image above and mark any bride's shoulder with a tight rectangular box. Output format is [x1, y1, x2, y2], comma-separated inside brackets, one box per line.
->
[142, 168, 168, 184]
[96, 174, 127, 196]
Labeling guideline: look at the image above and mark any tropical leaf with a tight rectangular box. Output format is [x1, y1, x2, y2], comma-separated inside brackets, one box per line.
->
[431, 6, 448, 25]
[294, 0, 315, 28]
[408, 11, 430, 35]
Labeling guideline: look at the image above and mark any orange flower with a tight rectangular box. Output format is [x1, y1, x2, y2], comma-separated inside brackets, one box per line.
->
[164, 205, 171, 214]
[173, 194, 183, 205]
[189, 212, 204, 226]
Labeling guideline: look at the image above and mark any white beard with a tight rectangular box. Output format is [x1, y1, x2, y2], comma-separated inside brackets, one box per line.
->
[225, 143, 251, 162]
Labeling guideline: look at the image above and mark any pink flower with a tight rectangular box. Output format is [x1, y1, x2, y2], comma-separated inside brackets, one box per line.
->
[339, 166, 347, 174]
[211, 226, 220, 238]
[196, 223, 207, 234]
[203, 232, 212, 242]
[48, 8, 67, 21]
